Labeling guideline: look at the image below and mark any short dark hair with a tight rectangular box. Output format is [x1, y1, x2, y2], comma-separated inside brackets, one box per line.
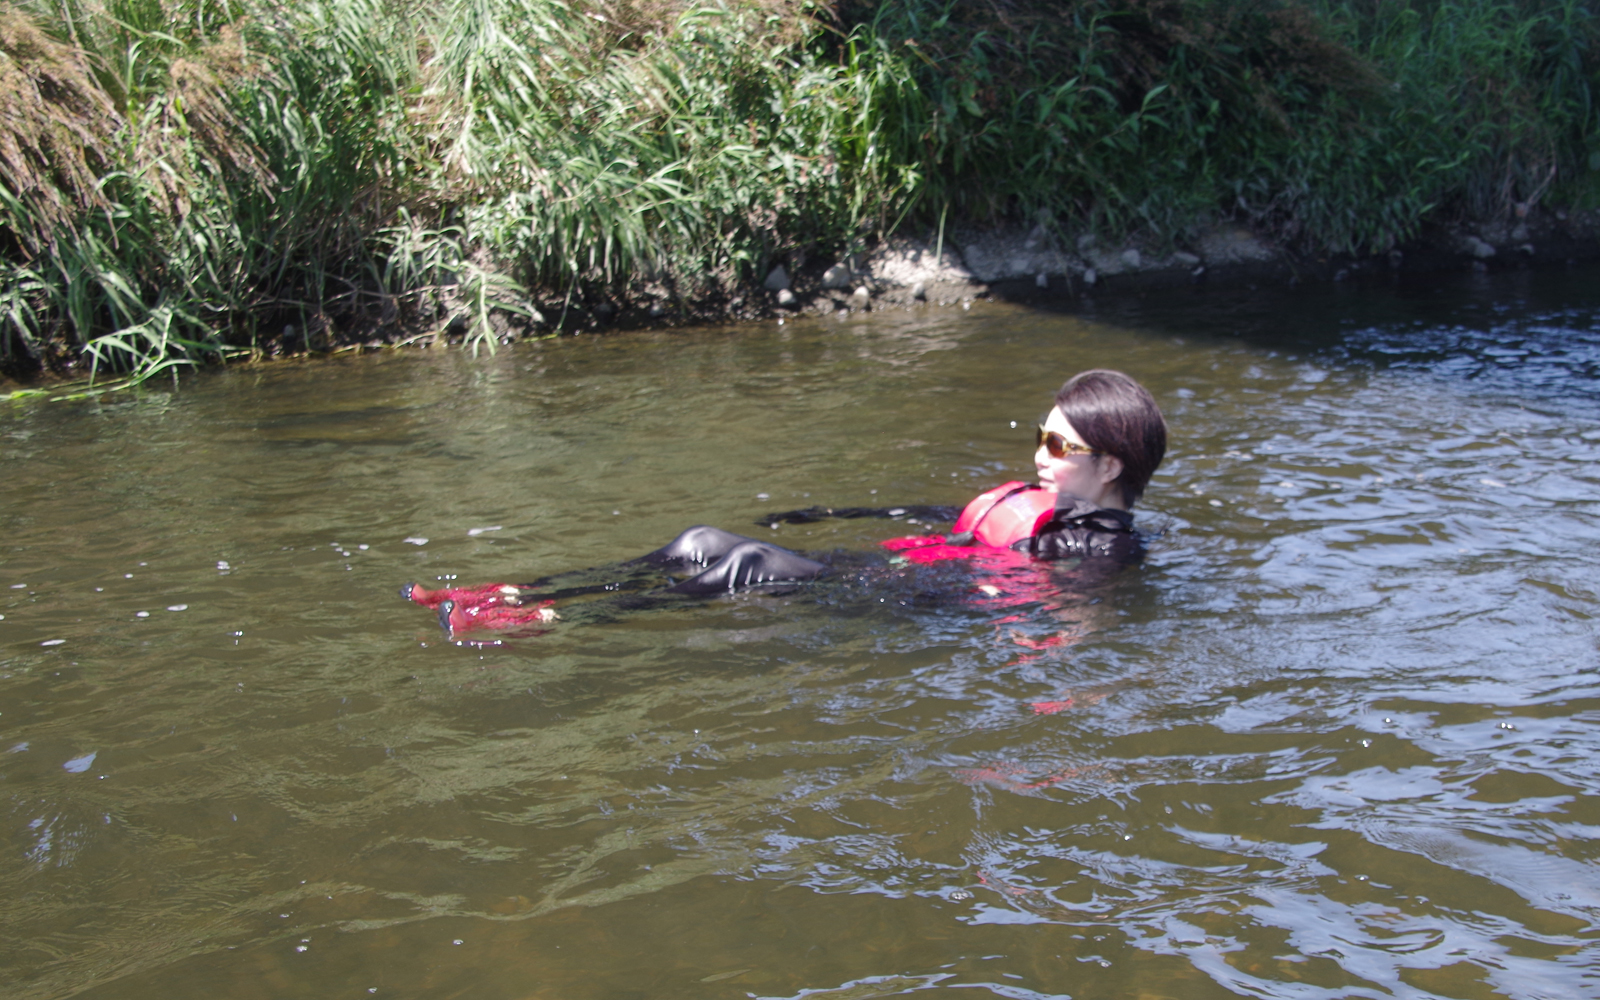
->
[1054, 369, 1167, 507]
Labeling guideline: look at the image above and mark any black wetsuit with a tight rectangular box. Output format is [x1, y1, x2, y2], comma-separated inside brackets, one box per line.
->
[417, 494, 1144, 634]
[1019, 493, 1142, 562]
[647, 492, 1141, 595]
[486, 494, 1140, 610]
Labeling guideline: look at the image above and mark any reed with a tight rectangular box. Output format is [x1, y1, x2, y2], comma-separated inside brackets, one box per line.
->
[1, 0, 1594, 385]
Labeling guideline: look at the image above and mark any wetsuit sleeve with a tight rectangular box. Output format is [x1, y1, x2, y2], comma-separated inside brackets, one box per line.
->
[758, 504, 962, 526]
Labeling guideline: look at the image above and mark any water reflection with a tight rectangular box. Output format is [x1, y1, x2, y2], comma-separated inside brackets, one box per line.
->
[2, 267, 1598, 1000]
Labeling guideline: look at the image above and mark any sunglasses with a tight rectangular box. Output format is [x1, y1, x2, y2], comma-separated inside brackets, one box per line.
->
[1036, 424, 1103, 459]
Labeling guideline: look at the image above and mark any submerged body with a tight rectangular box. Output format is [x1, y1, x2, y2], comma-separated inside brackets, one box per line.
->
[403, 369, 1168, 639]
[894, 481, 1141, 563]
[402, 485, 1143, 638]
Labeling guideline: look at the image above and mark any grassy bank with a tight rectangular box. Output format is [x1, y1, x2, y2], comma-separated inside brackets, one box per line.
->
[2, 0, 1596, 385]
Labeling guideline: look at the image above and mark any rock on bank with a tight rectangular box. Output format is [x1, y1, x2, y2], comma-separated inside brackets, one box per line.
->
[717, 209, 1600, 324]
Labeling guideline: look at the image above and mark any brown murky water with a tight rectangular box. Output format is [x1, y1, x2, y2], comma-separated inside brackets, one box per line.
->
[4, 267, 1599, 1000]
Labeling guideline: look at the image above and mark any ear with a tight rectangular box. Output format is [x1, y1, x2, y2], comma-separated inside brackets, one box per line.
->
[1095, 452, 1124, 487]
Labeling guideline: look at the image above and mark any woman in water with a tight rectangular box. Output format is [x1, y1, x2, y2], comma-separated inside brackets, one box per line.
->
[402, 369, 1166, 635]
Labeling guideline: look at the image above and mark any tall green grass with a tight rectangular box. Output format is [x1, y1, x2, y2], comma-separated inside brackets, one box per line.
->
[838, 0, 1598, 251]
[1, 0, 1595, 386]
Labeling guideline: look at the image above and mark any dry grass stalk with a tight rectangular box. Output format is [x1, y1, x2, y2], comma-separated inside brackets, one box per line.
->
[141, 35, 275, 218]
[584, 0, 815, 46]
[0, 7, 121, 253]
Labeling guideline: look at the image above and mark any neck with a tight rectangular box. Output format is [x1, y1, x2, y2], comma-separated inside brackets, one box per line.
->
[1055, 489, 1128, 513]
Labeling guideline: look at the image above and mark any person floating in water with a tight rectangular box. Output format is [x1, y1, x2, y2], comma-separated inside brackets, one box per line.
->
[401, 369, 1167, 637]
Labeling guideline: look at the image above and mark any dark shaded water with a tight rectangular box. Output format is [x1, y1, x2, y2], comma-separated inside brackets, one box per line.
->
[3, 267, 1599, 1000]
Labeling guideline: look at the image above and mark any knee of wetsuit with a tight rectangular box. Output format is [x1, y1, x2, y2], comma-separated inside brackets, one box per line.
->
[640, 525, 752, 567]
[669, 540, 825, 594]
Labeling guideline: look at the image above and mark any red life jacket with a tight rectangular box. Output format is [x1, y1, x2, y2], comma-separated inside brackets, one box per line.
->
[952, 481, 1057, 548]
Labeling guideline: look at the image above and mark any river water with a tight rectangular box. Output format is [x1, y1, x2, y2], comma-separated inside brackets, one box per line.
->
[3, 267, 1599, 1000]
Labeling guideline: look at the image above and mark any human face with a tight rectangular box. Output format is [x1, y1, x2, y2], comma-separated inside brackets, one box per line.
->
[1034, 406, 1126, 509]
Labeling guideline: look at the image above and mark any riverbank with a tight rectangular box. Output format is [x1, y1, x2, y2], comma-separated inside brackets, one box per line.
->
[2, 0, 1596, 387]
[708, 206, 1600, 324]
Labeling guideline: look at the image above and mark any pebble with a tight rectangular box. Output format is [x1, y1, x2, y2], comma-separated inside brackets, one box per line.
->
[821, 262, 853, 289]
[167, 605, 187, 612]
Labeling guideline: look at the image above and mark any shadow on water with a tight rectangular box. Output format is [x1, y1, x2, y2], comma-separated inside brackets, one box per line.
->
[1065, 265, 1600, 409]
[1, 265, 1598, 1000]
